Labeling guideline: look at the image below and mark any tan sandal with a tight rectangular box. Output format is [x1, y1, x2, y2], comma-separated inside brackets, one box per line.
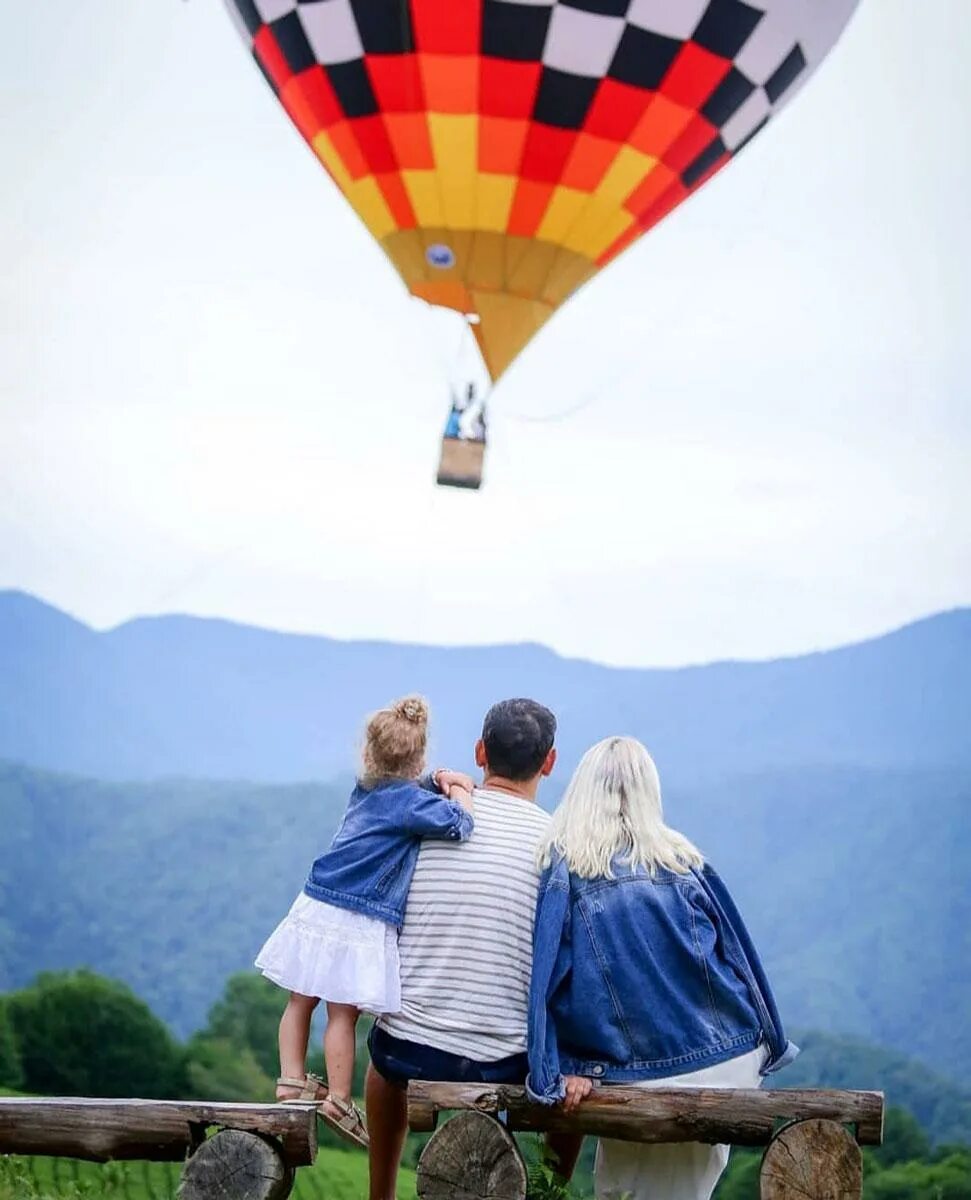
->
[276, 1072, 328, 1104]
[276, 1075, 369, 1149]
[317, 1093, 370, 1150]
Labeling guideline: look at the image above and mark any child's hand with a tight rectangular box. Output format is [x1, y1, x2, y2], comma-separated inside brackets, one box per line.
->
[433, 768, 475, 794]
[447, 784, 474, 814]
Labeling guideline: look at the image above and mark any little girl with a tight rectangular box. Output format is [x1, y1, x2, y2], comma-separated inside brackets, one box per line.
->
[255, 695, 473, 1148]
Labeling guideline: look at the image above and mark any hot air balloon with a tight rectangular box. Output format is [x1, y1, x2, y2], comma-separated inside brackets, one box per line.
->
[223, 0, 859, 487]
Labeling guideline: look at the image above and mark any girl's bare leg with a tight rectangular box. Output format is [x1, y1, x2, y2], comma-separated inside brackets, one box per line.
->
[276, 992, 320, 1099]
[323, 1002, 360, 1103]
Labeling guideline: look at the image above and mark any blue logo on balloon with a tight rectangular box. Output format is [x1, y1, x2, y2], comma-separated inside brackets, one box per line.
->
[426, 243, 455, 269]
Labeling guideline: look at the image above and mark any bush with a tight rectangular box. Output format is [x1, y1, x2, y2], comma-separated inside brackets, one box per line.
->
[0, 1001, 22, 1090]
[5, 970, 186, 1098]
[865, 1149, 971, 1200]
[184, 1035, 273, 1101]
[197, 972, 286, 1079]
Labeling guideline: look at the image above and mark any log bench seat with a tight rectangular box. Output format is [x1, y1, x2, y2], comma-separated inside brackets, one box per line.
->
[406, 1082, 885, 1200]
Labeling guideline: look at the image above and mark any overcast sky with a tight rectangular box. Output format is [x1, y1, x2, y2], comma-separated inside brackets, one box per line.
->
[1, 1, 968, 667]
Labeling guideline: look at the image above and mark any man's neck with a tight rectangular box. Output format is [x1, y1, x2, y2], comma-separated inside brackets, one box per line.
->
[479, 774, 538, 803]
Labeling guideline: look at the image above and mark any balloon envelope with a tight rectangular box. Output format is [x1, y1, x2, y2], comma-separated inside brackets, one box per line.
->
[224, 0, 859, 379]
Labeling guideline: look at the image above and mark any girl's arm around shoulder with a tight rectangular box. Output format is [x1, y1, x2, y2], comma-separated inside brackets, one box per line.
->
[398, 779, 474, 842]
[446, 783, 474, 816]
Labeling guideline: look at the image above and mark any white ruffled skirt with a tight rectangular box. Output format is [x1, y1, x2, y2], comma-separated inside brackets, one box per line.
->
[255, 893, 401, 1015]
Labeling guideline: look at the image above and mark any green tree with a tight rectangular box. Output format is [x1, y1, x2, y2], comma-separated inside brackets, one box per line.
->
[198, 972, 286, 1079]
[184, 1035, 273, 1101]
[865, 1149, 971, 1200]
[0, 1001, 22, 1090]
[871, 1107, 931, 1168]
[5, 970, 185, 1098]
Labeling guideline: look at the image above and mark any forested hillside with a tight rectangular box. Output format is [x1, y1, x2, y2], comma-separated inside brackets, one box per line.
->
[1, 590, 968, 783]
[1, 759, 967, 1083]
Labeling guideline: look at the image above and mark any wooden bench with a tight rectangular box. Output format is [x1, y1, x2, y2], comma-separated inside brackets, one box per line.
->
[407, 1082, 885, 1200]
[0, 1097, 317, 1199]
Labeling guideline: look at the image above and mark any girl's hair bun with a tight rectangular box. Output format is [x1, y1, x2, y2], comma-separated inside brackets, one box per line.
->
[362, 694, 430, 780]
[395, 695, 429, 726]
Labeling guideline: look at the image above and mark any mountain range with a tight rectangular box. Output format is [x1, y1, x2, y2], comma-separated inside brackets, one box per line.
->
[1, 589, 968, 784]
[1, 589, 969, 1084]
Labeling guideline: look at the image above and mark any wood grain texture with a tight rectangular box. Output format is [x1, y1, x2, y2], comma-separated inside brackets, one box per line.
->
[178, 1129, 294, 1200]
[0, 1098, 317, 1166]
[407, 1084, 884, 1147]
[417, 1111, 526, 1200]
[760, 1119, 863, 1200]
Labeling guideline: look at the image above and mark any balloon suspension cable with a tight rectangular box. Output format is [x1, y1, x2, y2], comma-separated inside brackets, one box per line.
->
[503, 393, 597, 424]
[502, 357, 635, 426]
[452, 312, 490, 421]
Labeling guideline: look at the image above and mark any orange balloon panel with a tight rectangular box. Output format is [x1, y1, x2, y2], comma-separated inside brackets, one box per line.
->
[224, 0, 859, 379]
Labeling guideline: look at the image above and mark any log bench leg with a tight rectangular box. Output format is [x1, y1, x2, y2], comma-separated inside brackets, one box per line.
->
[178, 1129, 295, 1200]
[760, 1118, 862, 1200]
[417, 1111, 527, 1200]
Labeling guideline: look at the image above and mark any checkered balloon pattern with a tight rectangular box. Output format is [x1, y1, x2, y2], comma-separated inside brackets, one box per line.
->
[224, 0, 859, 379]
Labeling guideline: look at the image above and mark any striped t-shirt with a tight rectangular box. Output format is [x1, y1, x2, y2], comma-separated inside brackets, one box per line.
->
[378, 787, 551, 1061]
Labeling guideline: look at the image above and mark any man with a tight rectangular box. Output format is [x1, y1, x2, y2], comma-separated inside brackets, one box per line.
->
[366, 698, 557, 1200]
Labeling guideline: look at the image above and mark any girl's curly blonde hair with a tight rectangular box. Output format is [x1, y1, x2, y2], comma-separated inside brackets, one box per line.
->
[361, 694, 429, 781]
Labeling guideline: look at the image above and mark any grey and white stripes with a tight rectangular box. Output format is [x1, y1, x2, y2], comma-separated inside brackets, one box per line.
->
[379, 788, 551, 1061]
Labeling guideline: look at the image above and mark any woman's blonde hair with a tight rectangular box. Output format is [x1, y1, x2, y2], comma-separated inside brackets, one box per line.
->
[538, 736, 703, 878]
[361, 694, 429, 781]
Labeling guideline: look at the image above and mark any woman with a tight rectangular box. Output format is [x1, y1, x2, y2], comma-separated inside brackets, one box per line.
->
[527, 737, 797, 1200]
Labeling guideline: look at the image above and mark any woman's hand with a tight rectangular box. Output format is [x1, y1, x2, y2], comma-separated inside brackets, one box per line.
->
[433, 768, 475, 794]
[560, 1075, 593, 1113]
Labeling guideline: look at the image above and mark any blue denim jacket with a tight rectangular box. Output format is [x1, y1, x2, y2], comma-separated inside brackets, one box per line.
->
[526, 856, 797, 1102]
[303, 778, 473, 927]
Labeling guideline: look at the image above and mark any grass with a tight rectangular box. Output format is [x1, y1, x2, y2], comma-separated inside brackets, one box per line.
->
[0, 1146, 415, 1200]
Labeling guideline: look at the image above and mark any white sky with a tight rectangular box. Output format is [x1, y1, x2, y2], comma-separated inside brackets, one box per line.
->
[1, 1, 968, 668]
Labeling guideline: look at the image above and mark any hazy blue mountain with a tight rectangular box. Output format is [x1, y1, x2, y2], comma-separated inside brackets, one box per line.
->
[1, 590, 968, 784]
[1, 759, 967, 1085]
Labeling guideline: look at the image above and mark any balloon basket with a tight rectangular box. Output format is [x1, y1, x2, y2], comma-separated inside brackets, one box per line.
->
[436, 437, 485, 490]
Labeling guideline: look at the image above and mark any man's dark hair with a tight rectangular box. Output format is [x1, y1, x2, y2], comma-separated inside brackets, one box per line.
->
[481, 698, 557, 781]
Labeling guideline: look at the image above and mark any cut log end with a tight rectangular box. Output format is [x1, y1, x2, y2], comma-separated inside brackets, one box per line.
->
[760, 1118, 863, 1200]
[418, 1110, 527, 1200]
[179, 1129, 294, 1200]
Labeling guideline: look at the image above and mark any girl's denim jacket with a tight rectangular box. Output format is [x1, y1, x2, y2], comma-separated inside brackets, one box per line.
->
[303, 778, 473, 928]
[526, 856, 797, 1102]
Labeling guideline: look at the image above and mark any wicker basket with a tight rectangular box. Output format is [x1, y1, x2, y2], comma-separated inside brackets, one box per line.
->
[437, 437, 485, 489]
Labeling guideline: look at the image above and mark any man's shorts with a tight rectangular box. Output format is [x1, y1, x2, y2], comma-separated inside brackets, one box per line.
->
[368, 1024, 528, 1090]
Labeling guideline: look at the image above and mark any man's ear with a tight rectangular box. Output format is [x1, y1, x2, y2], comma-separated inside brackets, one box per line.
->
[474, 739, 488, 770]
[541, 748, 557, 778]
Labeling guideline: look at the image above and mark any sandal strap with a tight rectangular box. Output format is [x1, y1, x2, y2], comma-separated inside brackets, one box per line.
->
[327, 1095, 366, 1133]
[277, 1073, 327, 1101]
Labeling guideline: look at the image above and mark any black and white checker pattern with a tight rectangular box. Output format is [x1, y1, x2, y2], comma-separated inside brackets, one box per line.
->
[224, 0, 859, 155]
[478, 0, 858, 146]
